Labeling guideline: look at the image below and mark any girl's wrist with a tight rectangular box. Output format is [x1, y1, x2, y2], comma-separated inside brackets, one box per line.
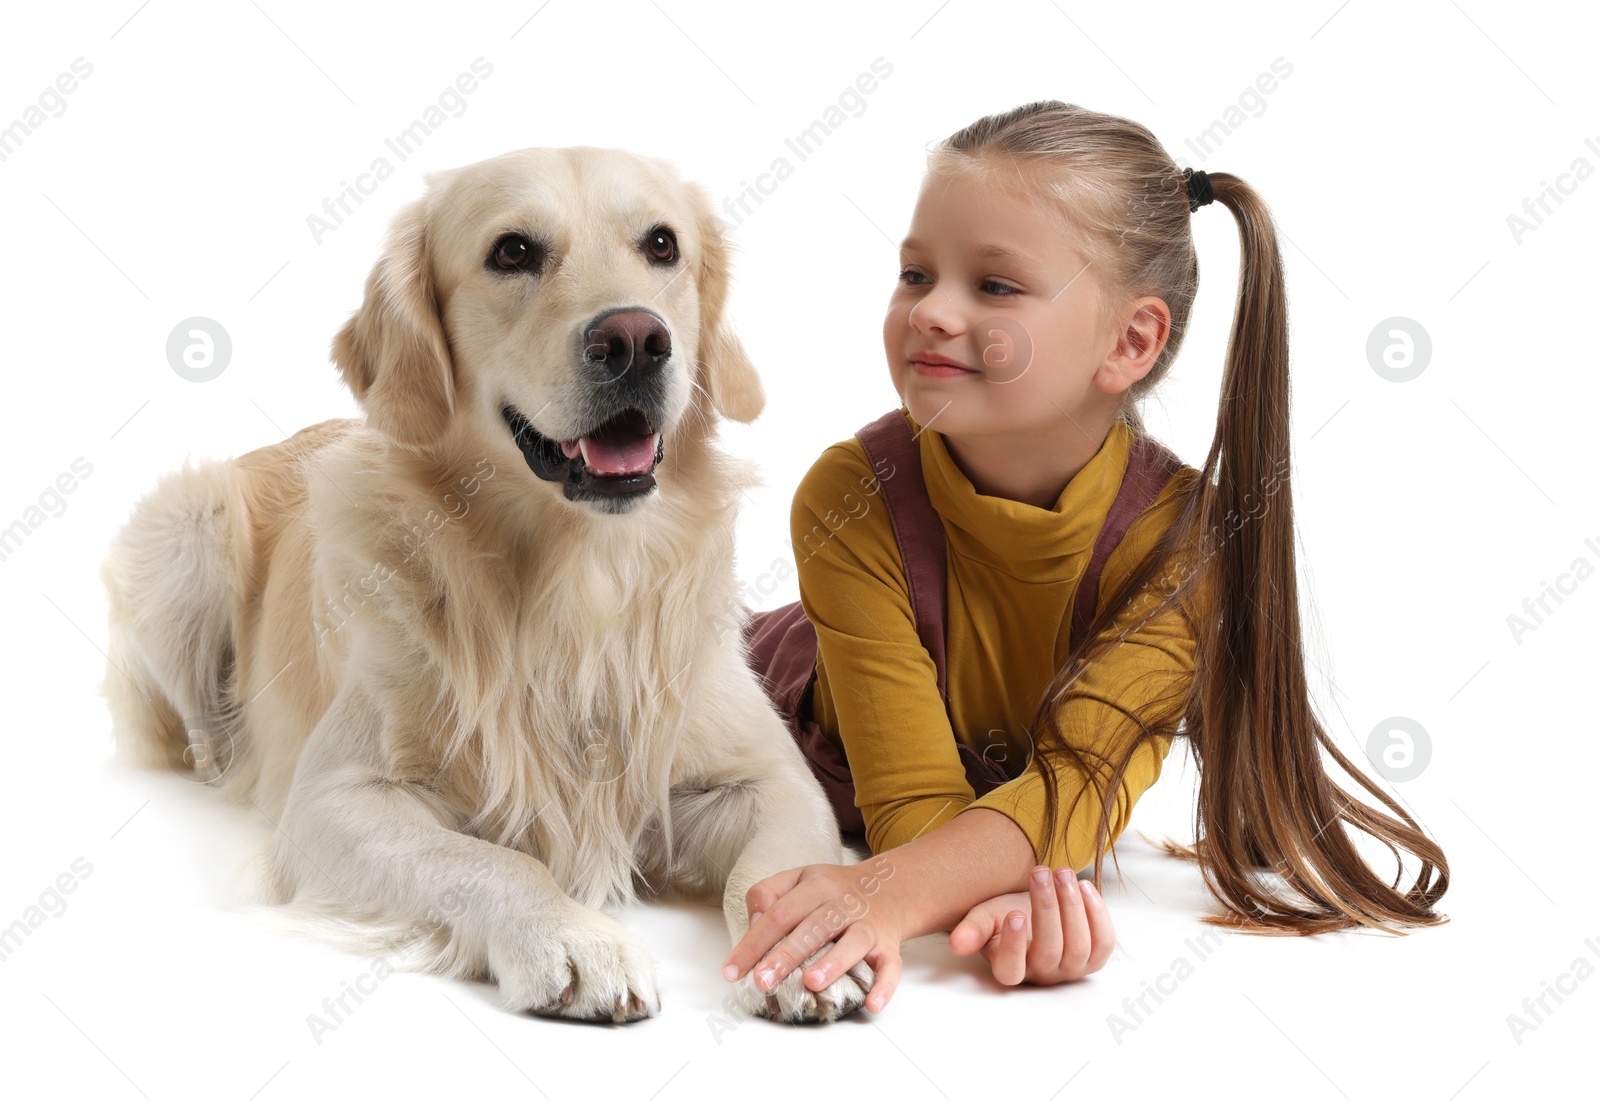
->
[849, 853, 916, 943]
[865, 808, 1040, 941]
[864, 860, 925, 944]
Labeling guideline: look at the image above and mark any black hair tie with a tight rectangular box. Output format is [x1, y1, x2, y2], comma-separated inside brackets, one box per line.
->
[1183, 167, 1214, 212]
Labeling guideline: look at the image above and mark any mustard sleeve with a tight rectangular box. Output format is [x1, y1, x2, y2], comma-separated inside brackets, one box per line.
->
[957, 480, 1202, 872]
[790, 442, 975, 854]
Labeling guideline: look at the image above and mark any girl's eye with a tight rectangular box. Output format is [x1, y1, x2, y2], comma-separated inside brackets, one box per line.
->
[902, 267, 1011, 296]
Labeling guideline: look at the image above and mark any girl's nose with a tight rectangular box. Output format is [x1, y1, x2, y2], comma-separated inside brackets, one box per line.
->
[908, 287, 965, 337]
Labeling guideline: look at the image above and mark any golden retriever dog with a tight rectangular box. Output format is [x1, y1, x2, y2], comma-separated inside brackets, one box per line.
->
[96, 146, 871, 1023]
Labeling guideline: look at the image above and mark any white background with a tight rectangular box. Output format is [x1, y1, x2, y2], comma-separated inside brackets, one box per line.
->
[1, 1, 1596, 1097]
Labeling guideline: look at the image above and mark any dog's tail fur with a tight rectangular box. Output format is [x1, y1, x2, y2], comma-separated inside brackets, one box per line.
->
[98, 458, 248, 786]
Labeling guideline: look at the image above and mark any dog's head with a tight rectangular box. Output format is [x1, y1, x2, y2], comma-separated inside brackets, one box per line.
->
[332, 146, 763, 515]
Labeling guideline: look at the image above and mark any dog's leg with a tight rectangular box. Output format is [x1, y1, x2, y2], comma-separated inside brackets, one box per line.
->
[656, 688, 874, 1023]
[279, 681, 660, 1023]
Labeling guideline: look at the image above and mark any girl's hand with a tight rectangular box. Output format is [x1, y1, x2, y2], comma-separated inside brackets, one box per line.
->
[721, 858, 905, 1013]
[947, 866, 1113, 986]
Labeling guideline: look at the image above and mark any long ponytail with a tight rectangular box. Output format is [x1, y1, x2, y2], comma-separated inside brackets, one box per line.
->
[929, 103, 1448, 935]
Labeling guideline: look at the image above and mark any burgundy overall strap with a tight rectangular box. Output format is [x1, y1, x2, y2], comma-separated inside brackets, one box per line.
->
[854, 409, 949, 702]
[1070, 432, 1185, 647]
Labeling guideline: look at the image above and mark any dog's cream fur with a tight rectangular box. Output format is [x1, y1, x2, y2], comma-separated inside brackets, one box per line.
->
[97, 146, 869, 1023]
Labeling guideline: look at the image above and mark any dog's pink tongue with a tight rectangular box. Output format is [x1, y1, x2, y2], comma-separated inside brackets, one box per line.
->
[562, 433, 657, 475]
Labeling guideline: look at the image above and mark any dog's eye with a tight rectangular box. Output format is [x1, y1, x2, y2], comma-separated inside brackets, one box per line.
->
[489, 234, 543, 274]
[644, 226, 678, 265]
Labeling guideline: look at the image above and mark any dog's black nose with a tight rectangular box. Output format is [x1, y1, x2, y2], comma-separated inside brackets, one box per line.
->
[584, 309, 672, 380]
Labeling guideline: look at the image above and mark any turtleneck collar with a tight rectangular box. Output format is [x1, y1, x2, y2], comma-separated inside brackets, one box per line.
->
[904, 405, 1133, 580]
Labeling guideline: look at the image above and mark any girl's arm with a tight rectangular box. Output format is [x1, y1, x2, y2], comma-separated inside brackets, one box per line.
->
[869, 804, 1037, 938]
[789, 441, 979, 850]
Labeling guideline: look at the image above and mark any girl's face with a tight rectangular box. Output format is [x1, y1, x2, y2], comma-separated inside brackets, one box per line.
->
[883, 166, 1124, 443]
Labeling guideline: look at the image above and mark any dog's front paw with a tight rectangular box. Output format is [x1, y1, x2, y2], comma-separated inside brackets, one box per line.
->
[731, 942, 872, 1024]
[488, 907, 660, 1023]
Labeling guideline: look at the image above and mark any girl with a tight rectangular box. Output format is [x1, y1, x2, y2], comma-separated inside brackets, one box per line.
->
[725, 101, 1449, 1014]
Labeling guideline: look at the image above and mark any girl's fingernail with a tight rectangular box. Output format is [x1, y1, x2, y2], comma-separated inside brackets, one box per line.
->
[1008, 912, 1024, 930]
[806, 968, 825, 986]
[1031, 867, 1049, 886]
[750, 911, 762, 924]
[1055, 868, 1073, 885]
[758, 967, 775, 988]
[1080, 879, 1098, 900]
[723, 964, 739, 981]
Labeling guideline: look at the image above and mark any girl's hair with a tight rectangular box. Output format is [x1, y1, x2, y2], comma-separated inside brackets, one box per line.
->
[928, 101, 1448, 935]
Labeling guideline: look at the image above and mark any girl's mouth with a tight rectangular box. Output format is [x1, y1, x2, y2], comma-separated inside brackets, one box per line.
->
[910, 356, 978, 377]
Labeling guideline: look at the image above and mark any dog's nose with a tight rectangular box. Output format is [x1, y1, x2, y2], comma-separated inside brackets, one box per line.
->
[584, 310, 672, 380]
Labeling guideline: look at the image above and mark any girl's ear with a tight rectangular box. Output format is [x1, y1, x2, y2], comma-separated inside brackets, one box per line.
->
[691, 188, 764, 423]
[332, 193, 457, 449]
[1099, 297, 1171, 394]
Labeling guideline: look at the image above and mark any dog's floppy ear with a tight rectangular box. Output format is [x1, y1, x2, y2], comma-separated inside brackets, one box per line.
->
[332, 192, 455, 449]
[692, 192, 764, 423]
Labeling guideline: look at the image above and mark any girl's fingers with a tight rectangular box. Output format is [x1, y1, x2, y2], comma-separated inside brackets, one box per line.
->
[752, 901, 852, 991]
[948, 902, 1001, 956]
[742, 868, 801, 931]
[947, 896, 1011, 960]
[988, 909, 1029, 986]
[864, 947, 902, 1013]
[1056, 868, 1091, 972]
[723, 883, 821, 981]
[1025, 866, 1064, 976]
[801, 921, 874, 992]
[725, 915, 789, 981]
[1079, 876, 1117, 972]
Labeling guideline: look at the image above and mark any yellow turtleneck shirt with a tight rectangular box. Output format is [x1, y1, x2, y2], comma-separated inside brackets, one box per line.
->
[790, 407, 1203, 872]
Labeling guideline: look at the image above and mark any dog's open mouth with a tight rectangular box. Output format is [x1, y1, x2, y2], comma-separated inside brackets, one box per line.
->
[502, 404, 665, 502]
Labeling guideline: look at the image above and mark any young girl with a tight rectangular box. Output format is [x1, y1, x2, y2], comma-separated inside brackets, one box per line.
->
[724, 101, 1449, 1014]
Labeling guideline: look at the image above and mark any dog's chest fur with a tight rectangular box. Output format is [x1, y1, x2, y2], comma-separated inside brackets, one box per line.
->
[416, 495, 733, 910]
[304, 429, 745, 912]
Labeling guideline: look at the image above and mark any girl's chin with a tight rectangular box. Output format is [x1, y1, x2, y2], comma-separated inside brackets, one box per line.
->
[900, 373, 979, 404]
[900, 389, 1057, 440]
[900, 389, 983, 432]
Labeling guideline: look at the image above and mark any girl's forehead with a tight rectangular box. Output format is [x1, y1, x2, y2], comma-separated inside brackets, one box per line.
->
[905, 168, 1084, 265]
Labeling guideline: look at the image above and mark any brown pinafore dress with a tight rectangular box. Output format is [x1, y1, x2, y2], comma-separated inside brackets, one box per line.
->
[742, 408, 1182, 840]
